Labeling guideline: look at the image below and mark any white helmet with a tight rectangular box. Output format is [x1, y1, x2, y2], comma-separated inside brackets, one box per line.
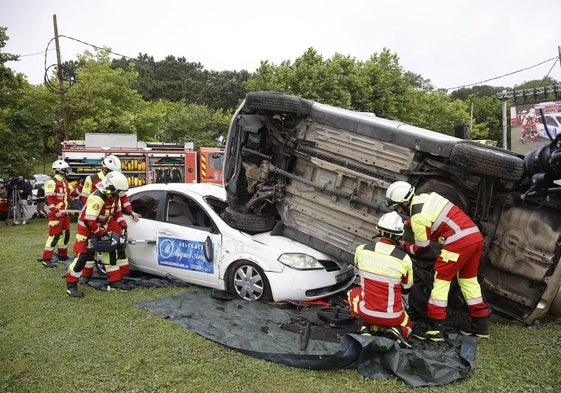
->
[376, 211, 405, 236]
[102, 155, 122, 172]
[100, 171, 129, 192]
[52, 159, 70, 172]
[385, 181, 415, 207]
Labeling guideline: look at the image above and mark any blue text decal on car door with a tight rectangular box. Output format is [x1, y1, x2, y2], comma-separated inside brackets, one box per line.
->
[157, 237, 214, 273]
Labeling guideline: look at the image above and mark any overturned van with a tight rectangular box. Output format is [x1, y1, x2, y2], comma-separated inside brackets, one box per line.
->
[223, 91, 561, 325]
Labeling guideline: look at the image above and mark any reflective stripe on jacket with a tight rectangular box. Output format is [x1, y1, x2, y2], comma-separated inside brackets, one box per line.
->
[355, 239, 413, 319]
[406, 192, 481, 255]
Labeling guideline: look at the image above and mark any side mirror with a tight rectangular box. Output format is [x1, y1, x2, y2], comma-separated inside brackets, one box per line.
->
[203, 236, 214, 262]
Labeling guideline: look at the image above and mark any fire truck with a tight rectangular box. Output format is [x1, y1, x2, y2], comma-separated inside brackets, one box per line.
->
[61, 133, 224, 187]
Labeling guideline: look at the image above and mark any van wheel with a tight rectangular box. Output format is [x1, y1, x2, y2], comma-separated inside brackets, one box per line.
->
[450, 142, 524, 180]
[416, 178, 469, 211]
[245, 91, 312, 116]
[223, 206, 276, 233]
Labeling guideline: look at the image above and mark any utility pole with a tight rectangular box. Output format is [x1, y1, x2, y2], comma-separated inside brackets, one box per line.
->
[501, 91, 507, 149]
[470, 102, 474, 136]
[558, 46, 561, 74]
[53, 14, 69, 141]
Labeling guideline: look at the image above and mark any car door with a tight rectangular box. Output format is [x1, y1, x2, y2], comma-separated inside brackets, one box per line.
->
[127, 189, 223, 287]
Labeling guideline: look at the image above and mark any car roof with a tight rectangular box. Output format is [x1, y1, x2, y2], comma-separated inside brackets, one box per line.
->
[128, 183, 226, 199]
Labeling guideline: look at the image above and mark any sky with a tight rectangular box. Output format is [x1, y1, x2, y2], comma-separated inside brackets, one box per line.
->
[1, 0, 560, 90]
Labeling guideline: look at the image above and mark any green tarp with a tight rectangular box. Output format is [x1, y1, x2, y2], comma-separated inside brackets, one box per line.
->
[134, 288, 477, 387]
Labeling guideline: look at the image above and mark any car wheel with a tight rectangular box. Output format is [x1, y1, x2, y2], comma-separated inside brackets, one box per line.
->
[450, 141, 525, 180]
[245, 91, 312, 116]
[416, 178, 469, 211]
[223, 206, 276, 233]
[227, 260, 272, 302]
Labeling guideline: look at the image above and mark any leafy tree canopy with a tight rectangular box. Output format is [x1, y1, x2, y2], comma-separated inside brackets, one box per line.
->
[111, 54, 250, 110]
[3, 25, 559, 177]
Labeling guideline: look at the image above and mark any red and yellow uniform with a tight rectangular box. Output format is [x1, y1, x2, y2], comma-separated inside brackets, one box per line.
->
[80, 170, 134, 276]
[41, 173, 79, 261]
[66, 188, 127, 285]
[348, 238, 413, 338]
[80, 171, 103, 206]
[402, 192, 490, 321]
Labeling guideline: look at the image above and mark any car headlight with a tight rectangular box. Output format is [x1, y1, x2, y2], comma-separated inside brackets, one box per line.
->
[278, 253, 323, 270]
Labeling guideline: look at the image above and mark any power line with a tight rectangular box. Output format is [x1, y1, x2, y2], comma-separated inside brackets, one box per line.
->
[56, 34, 138, 62]
[443, 56, 560, 91]
[46, 34, 561, 94]
[42, 33, 141, 94]
[17, 49, 55, 58]
[42, 33, 149, 91]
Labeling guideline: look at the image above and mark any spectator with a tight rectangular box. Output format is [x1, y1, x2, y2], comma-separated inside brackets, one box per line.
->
[35, 183, 48, 218]
[14, 175, 32, 224]
[0, 180, 8, 224]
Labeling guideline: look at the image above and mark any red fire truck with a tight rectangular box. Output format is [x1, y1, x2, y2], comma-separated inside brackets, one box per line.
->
[61, 133, 224, 187]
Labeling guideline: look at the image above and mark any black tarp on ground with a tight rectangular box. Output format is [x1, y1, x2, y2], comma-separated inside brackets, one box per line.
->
[133, 288, 477, 387]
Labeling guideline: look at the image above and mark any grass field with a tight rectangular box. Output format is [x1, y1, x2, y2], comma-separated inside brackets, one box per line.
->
[1, 218, 560, 392]
[509, 124, 551, 155]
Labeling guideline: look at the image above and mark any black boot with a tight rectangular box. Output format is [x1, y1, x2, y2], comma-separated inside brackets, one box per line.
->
[109, 280, 131, 291]
[412, 319, 446, 342]
[461, 316, 490, 339]
[42, 260, 58, 268]
[382, 326, 412, 349]
[66, 282, 84, 298]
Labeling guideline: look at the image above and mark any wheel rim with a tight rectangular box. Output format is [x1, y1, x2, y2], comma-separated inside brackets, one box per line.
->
[232, 265, 264, 301]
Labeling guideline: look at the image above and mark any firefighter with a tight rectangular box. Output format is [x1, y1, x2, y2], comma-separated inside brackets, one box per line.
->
[79, 154, 122, 204]
[65, 171, 130, 298]
[520, 109, 538, 142]
[38, 160, 79, 268]
[385, 181, 490, 341]
[347, 211, 414, 348]
[79, 154, 140, 278]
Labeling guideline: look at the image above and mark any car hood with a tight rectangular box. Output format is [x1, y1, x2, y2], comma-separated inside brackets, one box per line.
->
[241, 231, 337, 261]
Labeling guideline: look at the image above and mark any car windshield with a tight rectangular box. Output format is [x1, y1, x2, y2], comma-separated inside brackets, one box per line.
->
[34, 174, 51, 183]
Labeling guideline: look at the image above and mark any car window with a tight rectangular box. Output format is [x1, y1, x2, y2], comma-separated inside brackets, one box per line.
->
[166, 192, 213, 231]
[209, 153, 224, 170]
[129, 191, 165, 220]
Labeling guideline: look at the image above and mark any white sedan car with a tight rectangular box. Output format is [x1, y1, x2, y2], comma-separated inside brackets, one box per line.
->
[124, 183, 356, 302]
[535, 113, 561, 139]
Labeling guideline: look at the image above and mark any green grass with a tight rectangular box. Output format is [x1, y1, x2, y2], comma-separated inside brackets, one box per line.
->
[509, 124, 550, 155]
[1, 219, 560, 392]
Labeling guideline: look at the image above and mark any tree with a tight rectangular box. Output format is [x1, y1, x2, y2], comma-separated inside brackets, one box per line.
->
[0, 27, 18, 63]
[450, 85, 506, 101]
[0, 27, 50, 176]
[63, 48, 145, 139]
[464, 95, 503, 141]
[112, 54, 250, 110]
[157, 101, 230, 147]
[247, 47, 474, 136]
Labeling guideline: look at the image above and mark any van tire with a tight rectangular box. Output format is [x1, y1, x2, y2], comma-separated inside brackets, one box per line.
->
[223, 206, 276, 233]
[245, 92, 312, 116]
[450, 142, 525, 180]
